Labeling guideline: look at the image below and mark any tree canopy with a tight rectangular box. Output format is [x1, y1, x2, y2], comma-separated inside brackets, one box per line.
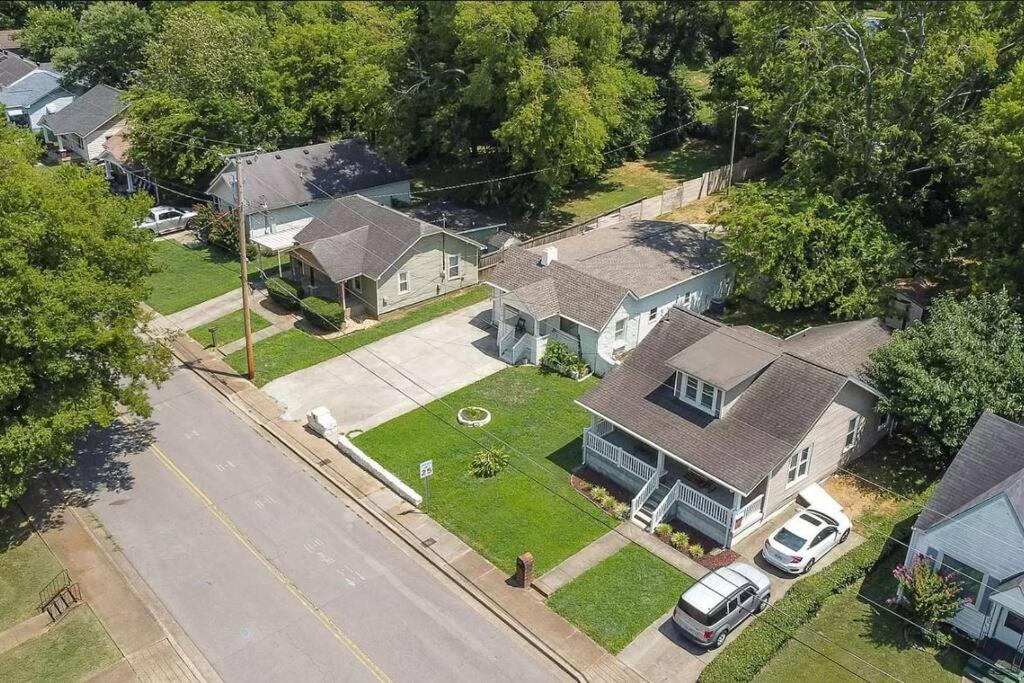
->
[17, 6, 78, 61]
[0, 124, 169, 505]
[51, 1, 152, 87]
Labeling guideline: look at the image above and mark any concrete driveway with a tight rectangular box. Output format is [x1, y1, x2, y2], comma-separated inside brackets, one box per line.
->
[264, 301, 507, 433]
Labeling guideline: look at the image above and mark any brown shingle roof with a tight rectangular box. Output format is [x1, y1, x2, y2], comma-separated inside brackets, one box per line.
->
[784, 318, 891, 382]
[0, 51, 34, 87]
[577, 308, 853, 493]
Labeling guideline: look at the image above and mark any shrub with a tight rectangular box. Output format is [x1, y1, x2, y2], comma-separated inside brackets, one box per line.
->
[597, 493, 617, 510]
[612, 502, 630, 520]
[191, 204, 239, 253]
[301, 295, 345, 330]
[266, 276, 302, 310]
[655, 523, 672, 539]
[589, 486, 609, 501]
[670, 531, 689, 549]
[541, 340, 590, 378]
[461, 407, 488, 422]
[469, 448, 509, 478]
[890, 554, 971, 647]
[688, 543, 705, 559]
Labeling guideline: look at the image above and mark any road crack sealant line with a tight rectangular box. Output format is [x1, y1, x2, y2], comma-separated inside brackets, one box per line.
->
[125, 416, 393, 683]
[161, 338, 589, 683]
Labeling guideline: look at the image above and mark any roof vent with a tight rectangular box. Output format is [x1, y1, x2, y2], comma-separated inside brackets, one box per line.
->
[275, 153, 281, 159]
[540, 246, 557, 267]
[303, 149, 310, 155]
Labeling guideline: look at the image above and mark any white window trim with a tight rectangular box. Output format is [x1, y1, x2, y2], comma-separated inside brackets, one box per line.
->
[447, 253, 460, 278]
[613, 318, 627, 345]
[676, 372, 719, 416]
[648, 307, 658, 322]
[398, 271, 409, 293]
[934, 550, 986, 609]
[351, 277, 362, 293]
[785, 445, 812, 488]
[844, 416, 862, 452]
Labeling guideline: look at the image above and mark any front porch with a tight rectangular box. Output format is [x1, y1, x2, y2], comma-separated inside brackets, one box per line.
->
[497, 303, 583, 368]
[582, 420, 765, 547]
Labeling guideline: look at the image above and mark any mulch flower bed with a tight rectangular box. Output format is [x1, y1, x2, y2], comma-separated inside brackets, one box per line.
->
[571, 467, 633, 511]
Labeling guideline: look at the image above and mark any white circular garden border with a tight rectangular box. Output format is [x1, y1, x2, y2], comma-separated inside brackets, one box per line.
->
[457, 407, 491, 427]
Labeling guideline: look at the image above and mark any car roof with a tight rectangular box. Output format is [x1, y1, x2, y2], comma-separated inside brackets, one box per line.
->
[682, 565, 759, 612]
[778, 510, 830, 541]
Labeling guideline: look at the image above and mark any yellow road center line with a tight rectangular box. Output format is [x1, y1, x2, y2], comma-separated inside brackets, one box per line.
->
[146, 439, 392, 683]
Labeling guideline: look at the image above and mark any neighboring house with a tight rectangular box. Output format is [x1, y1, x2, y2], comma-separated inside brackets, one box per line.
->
[97, 131, 155, 197]
[1, 69, 76, 130]
[206, 139, 411, 249]
[39, 84, 127, 163]
[903, 411, 1024, 663]
[0, 32, 23, 56]
[401, 200, 511, 254]
[286, 194, 482, 319]
[484, 220, 733, 376]
[575, 307, 892, 547]
[0, 50, 35, 88]
[885, 277, 936, 330]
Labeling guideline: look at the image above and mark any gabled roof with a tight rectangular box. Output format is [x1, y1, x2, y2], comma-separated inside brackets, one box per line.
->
[208, 139, 410, 212]
[292, 194, 478, 283]
[487, 246, 627, 330]
[0, 69, 68, 109]
[40, 83, 126, 137]
[915, 411, 1024, 532]
[577, 308, 854, 493]
[0, 51, 35, 87]
[784, 318, 891, 382]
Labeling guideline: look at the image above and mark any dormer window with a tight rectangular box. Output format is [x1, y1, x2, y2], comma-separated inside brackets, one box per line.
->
[675, 372, 720, 416]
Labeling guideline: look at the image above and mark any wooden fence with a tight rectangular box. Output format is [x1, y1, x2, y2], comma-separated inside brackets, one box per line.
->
[479, 156, 769, 273]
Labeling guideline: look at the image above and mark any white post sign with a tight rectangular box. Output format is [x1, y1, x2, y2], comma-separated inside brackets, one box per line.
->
[420, 460, 433, 510]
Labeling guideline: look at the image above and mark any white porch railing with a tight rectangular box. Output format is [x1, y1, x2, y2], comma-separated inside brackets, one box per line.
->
[678, 482, 731, 526]
[511, 333, 532, 364]
[631, 472, 660, 520]
[582, 429, 656, 481]
[649, 479, 683, 531]
[732, 494, 765, 532]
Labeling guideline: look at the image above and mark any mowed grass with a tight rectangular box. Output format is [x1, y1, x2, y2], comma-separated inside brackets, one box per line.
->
[755, 552, 967, 683]
[188, 309, 272, 348]
[226, 285, 491, 386]
[547, 544, 695, 653]
[0, 605, 121, 682]
[0, 509, 63, 631]
[147, 241, 243, 315]
[353, 367, 610, 575]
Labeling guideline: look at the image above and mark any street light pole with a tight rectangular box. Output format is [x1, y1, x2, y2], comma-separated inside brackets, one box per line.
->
[727, 101, 749, 196]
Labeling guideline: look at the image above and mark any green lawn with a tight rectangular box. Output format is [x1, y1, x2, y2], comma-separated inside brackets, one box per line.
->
[0, 509, 63, 632]
[225, 285, 491, 386]
[713, 297, 838, 339]
[147, 241, 244, 315]
[0, 605, 121, 682]
[188, 309, 272, 348]
[548, 544, 695, 653]
[755, 553, 967, 683]
[353, 366, 612, 575]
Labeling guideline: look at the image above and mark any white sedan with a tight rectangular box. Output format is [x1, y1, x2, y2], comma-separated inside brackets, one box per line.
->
[762, 507, 852, 574]
[137, 206, 197, 235]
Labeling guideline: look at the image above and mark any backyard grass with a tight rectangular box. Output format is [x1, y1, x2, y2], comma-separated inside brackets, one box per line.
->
[713, 297, 838, 339]
[547, 544, 695, 654]
[353, 366, 611, 575]
[225, 285, 491, 386]
[147, 241, 243, 315]
[755, 552, 967, 683]
[0, 605, 121, 682]
[187, 309, 272, 348]
[0, 509, 63, 632]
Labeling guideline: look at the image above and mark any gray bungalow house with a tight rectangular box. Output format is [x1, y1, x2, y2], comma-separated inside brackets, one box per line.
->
[485, 220, 734, 376]
[576, 306, 892, 547]
[287, 195, 482, 319]
[904, 411, 1024, 673]
[206, 139, 411, 251]
[40, 84, 127, 164]
[1, 69, 76, 131]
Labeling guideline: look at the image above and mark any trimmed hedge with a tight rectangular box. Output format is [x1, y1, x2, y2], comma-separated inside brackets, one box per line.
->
[266, 276, 302, 310]
[699, 515, 915, 682]
[301, 295, 345, 330]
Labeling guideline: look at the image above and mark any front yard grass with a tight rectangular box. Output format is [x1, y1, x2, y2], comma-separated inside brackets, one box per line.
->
[225, 285, 491, 386]
[0, 509, 63, 632]
[0, 605, 121, 682]
[147, 241, 243, 315]
[547, 544, 695, 654]
[188, 309, 272, 348]
[353, 366, 611, 575]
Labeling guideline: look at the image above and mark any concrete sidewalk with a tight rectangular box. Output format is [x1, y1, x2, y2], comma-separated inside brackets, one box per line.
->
[535, 528, 631, 597]
[164, 328, 644, 682]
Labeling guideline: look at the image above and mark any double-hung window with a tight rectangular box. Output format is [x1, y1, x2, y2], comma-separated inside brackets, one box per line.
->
[685, 376, 699, 401]
[786, 446, 811, 486]
[700, 383, 715, 410]
[677, 373, 719, 416]
[648, 307, 658, 322]
[844, 416, 861, 451]
[614, 318, 627, 344]
[398, 271, 409, 293]
[447, 254, 460, 278]
[939, 554, 985, 606]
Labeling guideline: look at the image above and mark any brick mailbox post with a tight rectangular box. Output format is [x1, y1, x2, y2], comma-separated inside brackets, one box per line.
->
[515, 552, 534, 588]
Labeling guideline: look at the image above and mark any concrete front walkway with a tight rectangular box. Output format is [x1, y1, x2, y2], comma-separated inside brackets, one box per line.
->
[264, 301, 506, 432]
[534, 527, 631, 596]
[156, 288, 243, 333]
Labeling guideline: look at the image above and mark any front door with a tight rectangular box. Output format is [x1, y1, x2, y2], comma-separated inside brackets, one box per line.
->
[995, 608, 1024, 651]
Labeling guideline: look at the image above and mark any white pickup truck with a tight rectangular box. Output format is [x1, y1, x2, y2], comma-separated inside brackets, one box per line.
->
[137, 206, 197, 235]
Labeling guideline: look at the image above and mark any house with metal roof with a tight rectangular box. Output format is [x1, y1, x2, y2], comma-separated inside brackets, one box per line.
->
[40, 83, 128, 163]
[574, 306, 892, 547]
[285, 194, 482, 319]
[903, 411, 1024, 672]
[484, 220, 734, 376]
[206, 139, 412, 253]
[0, 68, 76, 131]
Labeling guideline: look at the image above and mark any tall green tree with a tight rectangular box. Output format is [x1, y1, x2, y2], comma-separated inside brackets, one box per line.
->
[868, 290, 1024, 462]
[0, 124, 169, 505]
[52, 1, 152, 87]
[17, 6, 78, 61]
[718, 182, 905, 318]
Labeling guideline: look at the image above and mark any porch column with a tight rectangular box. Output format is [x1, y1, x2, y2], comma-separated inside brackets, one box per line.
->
[656, 450, 665, 477]
[340, 281, 347, 311]
[277, 252, 283, 278]
[126, 169, 135, 193]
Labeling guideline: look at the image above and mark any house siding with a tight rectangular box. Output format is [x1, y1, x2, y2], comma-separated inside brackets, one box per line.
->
[83, 119, 126, 162]
[375, 232, 479, 315]
[763, 382, 883, 515]
[24, 93, 74, 131]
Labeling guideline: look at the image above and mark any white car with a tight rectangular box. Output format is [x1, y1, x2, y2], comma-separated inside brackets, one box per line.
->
[137, 206, 197, 235]
[762, 507, 852, 574]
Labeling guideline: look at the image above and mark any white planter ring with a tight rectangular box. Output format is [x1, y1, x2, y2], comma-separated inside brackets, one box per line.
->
[457, 407, 491, 427]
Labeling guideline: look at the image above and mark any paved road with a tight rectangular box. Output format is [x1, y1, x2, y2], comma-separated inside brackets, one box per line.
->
[73, 370, 559, 683]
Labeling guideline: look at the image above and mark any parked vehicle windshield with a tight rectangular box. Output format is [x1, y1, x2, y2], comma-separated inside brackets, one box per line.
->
[774, 528, 807, 551]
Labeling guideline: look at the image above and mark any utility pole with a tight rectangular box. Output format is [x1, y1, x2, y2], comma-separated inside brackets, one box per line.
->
[225, 150, 260, 380]
[727, 101, 749, 196]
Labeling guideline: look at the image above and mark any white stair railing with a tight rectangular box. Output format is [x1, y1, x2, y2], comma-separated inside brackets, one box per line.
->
[648, 479, 683, 531]
[630, 472, 660, 520]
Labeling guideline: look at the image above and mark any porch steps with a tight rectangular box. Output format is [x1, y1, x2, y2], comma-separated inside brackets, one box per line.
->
[632, 484, 671, 529]
[964, 658, 1024, 683]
